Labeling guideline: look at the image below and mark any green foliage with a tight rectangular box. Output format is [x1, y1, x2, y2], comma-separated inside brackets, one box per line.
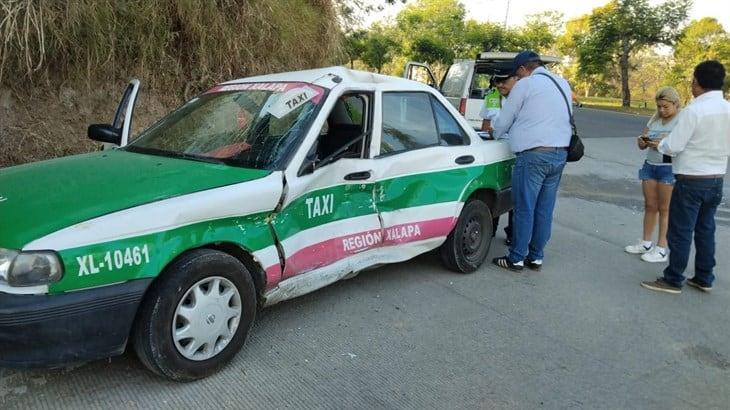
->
[361, 26, 398, 73]
[515, 11, 564, 53]
[462, 21, 507, 56]
[344, 30, 368, 68]
[410, 35, 454, 65]
[667, 17, 730, 100]
[353, 0, 562, 76]
[335, 0, 405, 32]
[628, 50, 673, 102]
[395, 0, 467, 62]
[571, 0, 690, 106]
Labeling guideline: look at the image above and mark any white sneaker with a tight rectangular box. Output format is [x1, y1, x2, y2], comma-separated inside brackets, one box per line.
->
[641, 246, 668, 263]
[625, 240, 653, 254]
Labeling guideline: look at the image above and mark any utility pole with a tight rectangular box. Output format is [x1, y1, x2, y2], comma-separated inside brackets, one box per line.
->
[503, 0, 510, 28]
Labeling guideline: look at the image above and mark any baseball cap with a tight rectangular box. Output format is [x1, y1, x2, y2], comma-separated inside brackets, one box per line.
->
[511, 50, 541, 75]
[490, 68, 512, 83]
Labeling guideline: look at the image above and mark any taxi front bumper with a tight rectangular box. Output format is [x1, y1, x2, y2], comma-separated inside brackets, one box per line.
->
[0, 279, 151, 367]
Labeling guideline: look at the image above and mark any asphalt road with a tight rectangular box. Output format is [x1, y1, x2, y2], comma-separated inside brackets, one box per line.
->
[2, 108, 729, 409]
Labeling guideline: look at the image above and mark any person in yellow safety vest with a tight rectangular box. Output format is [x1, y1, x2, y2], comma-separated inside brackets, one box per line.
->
[480, 73, 518, 137]
[480, 85, 502, 133]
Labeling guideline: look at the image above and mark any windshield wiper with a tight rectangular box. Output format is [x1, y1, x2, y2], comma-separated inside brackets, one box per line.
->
[177, 153, 227, 165]
[125, 146, 227, 165]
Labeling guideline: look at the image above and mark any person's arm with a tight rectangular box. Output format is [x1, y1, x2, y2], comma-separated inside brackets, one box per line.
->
[481, 119, 491, 131]
[655, 109, 696, 156]
[637, 127, 649, 150]
[492, 81, 525, 138]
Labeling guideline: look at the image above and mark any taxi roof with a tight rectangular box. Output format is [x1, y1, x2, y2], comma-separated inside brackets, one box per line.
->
[222, 66, 429, 90]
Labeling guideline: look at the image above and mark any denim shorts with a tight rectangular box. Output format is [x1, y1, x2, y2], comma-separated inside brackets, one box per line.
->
[638, 161, 674, 185]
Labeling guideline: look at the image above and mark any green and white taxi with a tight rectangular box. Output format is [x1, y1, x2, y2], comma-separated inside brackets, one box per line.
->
[0, 67, 513, 380]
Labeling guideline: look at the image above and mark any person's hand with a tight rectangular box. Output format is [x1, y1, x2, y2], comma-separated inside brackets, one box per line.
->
[646, 139, 661, 150]
[637, 135, 648, 150]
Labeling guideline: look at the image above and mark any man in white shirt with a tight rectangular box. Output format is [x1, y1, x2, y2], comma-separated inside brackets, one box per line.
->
[641, 60, 730, 294]
[490, 51, 572, 272]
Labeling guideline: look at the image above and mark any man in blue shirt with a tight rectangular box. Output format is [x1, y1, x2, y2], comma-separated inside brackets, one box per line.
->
[491, 51, 572, 272]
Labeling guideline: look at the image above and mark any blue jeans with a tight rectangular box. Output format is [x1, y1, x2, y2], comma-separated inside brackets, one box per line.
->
[509, 149, 567, 262]
[663, 178, 724, 287]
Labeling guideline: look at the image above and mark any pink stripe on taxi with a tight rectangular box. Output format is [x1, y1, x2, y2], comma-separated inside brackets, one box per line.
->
[281, 217, 456, 278]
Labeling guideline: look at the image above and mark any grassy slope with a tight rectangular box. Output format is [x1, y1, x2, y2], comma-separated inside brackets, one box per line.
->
[0, 0, 342, 168]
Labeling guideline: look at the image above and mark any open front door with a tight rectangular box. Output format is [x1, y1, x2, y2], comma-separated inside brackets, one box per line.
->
[403, 62, 437, 89]
[103, 79, 140, 149]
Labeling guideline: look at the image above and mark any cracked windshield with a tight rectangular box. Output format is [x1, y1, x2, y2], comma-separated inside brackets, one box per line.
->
[127, 82, 325, 169]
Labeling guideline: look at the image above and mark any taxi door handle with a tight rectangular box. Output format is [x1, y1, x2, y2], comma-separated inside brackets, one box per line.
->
[344, 171, 371, 181]
[455, 155, 474, 165]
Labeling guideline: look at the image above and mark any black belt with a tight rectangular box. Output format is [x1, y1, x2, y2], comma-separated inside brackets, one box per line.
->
[675, 174, 723, 180]
[522, 146, 568, 153]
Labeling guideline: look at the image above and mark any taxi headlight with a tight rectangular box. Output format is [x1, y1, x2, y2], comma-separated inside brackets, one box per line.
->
[0, 248, 64, 287]
[0, 248, 19, 281]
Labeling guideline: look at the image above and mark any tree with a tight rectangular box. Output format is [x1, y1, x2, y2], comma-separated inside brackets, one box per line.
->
[668, 18, 730, 101]
[361, 27, 397, 73]
[394, 0, 468, 61]
[344, 30, 368, 68]
[577, 0, 690, 107]
[513, 11, 564, 54]
[558, 15, 613, 97]
[462, 21, 509, 55]
[335, 0, 406, 32]
[410, 35, 454, 65]
[629, 49, 672, 104]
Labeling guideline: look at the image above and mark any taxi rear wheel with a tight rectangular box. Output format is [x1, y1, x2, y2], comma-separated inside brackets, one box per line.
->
[439, 199, 493, 273]
[132, 249, 256, 381]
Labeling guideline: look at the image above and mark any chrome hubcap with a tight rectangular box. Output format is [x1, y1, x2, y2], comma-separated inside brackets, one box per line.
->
[172, 276, 242, 361]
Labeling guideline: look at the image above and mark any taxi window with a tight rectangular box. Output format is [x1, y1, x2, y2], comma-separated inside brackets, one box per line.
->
[380, 92, 438, 155]
[430, 96, 468, 146]
[441, 62, 469, 98]
[316, 93, 370, 163]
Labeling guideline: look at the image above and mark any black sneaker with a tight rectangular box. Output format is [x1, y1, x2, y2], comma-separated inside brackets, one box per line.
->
[525, 258, 542, 271]
[686, 278, 712, 293]
[492, 256, 523, 272]
[640, 278, 681, 294]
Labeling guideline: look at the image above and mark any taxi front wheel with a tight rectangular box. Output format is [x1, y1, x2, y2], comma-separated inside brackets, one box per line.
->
[439, 199, 493, 273]
[132, 249, 257, 381]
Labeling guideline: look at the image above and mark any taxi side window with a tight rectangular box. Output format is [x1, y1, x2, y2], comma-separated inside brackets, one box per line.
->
[441, 62, 469, 98]
[380, 92, 438, 155]
[315, 92, 370, 165]
[430, 96, 468, 146]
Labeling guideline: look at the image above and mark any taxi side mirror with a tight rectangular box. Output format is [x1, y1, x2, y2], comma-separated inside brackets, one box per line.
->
[88, 124, 122, 145]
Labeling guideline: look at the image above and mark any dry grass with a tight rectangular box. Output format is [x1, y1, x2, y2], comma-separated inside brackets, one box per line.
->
[1, 0, 342, 89]
[0, 0, 344, 167]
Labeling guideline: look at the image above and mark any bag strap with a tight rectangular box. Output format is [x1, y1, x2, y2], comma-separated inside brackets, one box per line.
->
[535, 72, 576, 129]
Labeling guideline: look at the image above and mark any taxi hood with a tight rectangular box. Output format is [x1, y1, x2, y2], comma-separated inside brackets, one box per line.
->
[0, 150, 271, 249]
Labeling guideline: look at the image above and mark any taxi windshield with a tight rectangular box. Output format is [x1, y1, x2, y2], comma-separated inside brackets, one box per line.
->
[126, 82, 326, 169]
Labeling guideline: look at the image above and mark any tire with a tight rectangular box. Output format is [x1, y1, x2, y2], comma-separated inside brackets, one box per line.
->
[439, 199, 494, 273]
[132, 249, 257, 381]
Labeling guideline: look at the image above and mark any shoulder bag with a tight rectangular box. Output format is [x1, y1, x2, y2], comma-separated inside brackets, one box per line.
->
[536, 73, 584, 162]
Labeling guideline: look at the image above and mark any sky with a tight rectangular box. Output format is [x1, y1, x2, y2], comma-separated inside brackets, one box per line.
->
[362, 0, 729, 30]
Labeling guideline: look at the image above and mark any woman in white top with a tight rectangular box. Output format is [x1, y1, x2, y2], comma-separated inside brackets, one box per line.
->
[625, 86, 681, 262]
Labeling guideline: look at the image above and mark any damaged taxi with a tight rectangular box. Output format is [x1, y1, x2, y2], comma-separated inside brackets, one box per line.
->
[0, 67, 513, 380]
